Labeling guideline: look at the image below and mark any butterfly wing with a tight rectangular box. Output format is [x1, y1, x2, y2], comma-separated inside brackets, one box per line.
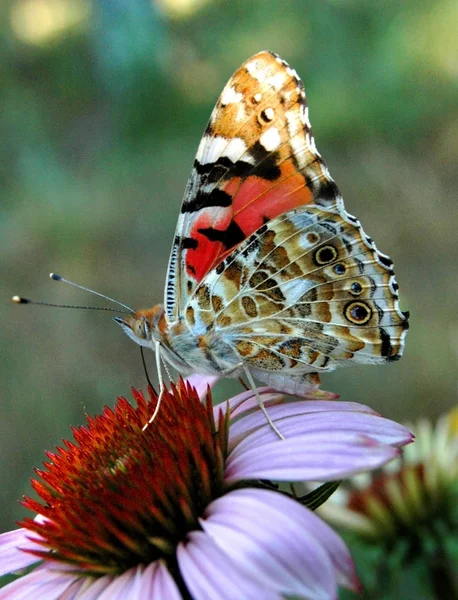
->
[186, 204, 409, 394]
[165, 51, 340, 323]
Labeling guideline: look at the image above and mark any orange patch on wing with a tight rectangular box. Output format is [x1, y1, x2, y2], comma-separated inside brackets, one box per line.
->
[186, 162, 312, 284]
[229, 163, 313, 235]
[186, 210, 231, 281]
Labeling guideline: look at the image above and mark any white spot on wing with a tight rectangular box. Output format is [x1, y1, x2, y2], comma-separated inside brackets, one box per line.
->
[300, 104, 310, 127]
[196, 135, 253, 165]
[286, 66, 300, 81]
[269, 71, 287, 91]
[220, 85, 243, 106]
[246, 59, 266, 82]
[259, 127, 281, 151]
[263, 107, 275, 121]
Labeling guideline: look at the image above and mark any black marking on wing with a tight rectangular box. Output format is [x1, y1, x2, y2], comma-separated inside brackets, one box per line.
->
[341, 236, 353, 254]
[368, 276, 377, 296]
[249, 142, 282, 181]
[379, 327, 395, 359]
[182, 189, 232, 214]
[198, 220, 245, 250]
[378, 254, 394, 269]
[193, 157, 253, 183]
[354, 257, 365, 274]
[313, 179, 340, 203]
[182, 237, 199, 250]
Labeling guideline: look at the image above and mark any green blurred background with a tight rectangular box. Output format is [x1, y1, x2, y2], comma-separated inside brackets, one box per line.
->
[1, 0, 457, 538]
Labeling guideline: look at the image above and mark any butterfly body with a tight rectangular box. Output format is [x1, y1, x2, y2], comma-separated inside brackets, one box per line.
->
[119, 306, 240, 377]
[116, 51, 408, 397]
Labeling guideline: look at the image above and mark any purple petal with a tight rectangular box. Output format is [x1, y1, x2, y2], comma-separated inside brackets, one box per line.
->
[226, 430, 402, 482]
[230, 399, 378, 434]
[201, 488, 358, 596]
[74, 564, 181, 600]
[185, 374, 219, 399]
[72, 576, 114, 599]
[146, 562, 181, 600]
[229, 402, 411, 451]
[0, 528, 43, 576]
[214, 387, 283, 420]
[90, 569, 140, 600]
[0, 563, 78, 599]
[58, 579, 87, 600]
[177, 530, 281, 600]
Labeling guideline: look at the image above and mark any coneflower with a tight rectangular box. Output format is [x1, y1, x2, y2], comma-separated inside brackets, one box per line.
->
[0, 378, 412, 599]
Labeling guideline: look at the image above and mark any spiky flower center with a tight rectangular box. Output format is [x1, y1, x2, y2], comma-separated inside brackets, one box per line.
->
[20, 382, 228, 577]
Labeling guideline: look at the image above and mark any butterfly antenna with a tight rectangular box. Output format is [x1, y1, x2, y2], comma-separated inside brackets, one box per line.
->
[12, 296, 130, 313]
[12, 273, 133, 314]
[142, 340, 165, 431]
[49, 273, 134, 312]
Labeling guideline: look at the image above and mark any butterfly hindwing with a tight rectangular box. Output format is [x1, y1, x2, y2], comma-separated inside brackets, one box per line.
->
[186, 204, 408, 388]
[165, 51, 341, 323]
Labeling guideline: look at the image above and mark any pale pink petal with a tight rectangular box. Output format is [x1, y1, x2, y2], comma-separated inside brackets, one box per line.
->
[145, 562, 181, 599]
[185, 374, 219, 399]
[225, 431, 401, 482]
[213, 387, 283, 420]
[229, 399, 379, 438]
[229, 403, 411, 452]
[177, 530, 281, 600]
[0, 528, 44, 576]
[74, 562, 180, 599]
[92, 568, 140, 600]
[0, 563, 78, 599]
[201, 488, 357, 597]
[73, 575, 114, 599]
[58, 579, 88, 600]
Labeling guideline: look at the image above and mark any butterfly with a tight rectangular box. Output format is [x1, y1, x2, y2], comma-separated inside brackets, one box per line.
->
[115, 51, 409, 415]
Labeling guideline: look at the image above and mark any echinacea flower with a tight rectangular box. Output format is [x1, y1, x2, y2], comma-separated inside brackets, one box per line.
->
[318, 406, 458, 599]
[0, 379, 412, 599]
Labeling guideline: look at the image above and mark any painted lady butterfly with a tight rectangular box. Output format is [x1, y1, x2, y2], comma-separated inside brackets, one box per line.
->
[116, 51, 408, 416]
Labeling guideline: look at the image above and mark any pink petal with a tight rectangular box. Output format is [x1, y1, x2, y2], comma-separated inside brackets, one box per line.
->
[230, 399, 378, 436]
[0, 563, 78, 599]
[214, 387, 283, 420]
[74, 563, 180, 600]
[146, 562, 181, 600]
[91, 568, 140, 600]
[185, 374, 219, 399]
[0, 528, 43, 577]
[177, 530, 281, 600]
[226, 430, 401, 482]
[202, 488, 358, 596]
[229, 402, 411, 452]
[72, 576, 114, 599]
[58, 579, 87, 600]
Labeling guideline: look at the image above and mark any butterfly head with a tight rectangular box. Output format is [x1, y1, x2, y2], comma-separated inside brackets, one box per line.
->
[114, 304, 165, 348]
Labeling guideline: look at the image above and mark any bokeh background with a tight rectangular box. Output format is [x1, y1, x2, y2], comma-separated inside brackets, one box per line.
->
[1, 0, 457, 545]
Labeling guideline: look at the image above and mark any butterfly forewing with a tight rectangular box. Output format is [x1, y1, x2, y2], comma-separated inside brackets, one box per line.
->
[165, 51, 340, 323]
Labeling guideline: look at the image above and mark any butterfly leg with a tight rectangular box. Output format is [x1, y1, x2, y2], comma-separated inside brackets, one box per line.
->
[142, 340, 165, 431]
[242, 365, 285, 440]
[220, 361, 244, 376]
